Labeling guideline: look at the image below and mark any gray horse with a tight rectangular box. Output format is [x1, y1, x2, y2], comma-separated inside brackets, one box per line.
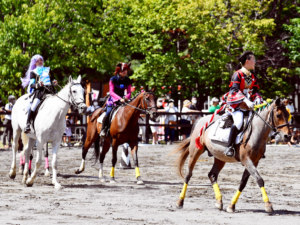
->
[175, 99, 290, 213]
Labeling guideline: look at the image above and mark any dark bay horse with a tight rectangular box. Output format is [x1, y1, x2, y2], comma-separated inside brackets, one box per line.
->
[75, 92, 156, 184]
[175, 99, 290, 213]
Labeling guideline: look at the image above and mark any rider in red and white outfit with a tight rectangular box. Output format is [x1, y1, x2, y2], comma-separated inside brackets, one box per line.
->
[224, 51, 263, 157]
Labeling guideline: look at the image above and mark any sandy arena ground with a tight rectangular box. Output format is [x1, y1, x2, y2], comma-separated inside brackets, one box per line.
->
[0, 143, 299, 225]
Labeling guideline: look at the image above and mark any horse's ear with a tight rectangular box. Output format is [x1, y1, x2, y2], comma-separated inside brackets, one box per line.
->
[69, 76, 73, 84]
[275, 98, 281, 107]
[77, 75, 82, 83]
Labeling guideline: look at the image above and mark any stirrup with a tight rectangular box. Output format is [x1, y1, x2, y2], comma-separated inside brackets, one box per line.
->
[225, 146, 235, 157]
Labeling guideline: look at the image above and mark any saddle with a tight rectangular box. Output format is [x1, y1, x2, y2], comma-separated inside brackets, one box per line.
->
[208, 111, 252, 145]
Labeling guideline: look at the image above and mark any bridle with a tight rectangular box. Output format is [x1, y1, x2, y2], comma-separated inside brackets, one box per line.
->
[123, 92, 156, 115]
[44, 83, 85, 110]
[253, 105, 290, 133]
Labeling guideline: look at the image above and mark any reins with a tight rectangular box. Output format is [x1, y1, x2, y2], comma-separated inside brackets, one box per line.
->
[43, 83, 84, 110]
[121, 92, 155, 115]
[253, 105, 290, 133]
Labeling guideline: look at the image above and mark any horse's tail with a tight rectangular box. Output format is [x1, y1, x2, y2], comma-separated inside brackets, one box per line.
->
[173, 138, 191, 178]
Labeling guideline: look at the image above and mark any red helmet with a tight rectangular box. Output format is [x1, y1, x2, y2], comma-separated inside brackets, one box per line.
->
[115, 62, 131, 74]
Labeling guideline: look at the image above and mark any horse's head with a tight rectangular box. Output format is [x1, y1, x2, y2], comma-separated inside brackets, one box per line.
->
[141, 92, 157, 120]
[271, 98, 291, 142]
[68, 76, 87, 114]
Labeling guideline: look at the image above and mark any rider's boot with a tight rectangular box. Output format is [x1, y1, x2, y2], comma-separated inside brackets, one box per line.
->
[225, 125, 239, 157]
[24, 109, 33, 133]
[100, 114, 109, 137]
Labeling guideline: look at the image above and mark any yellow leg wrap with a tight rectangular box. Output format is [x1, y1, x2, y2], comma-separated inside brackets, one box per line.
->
[135, 167, 141, 178]
[110, 167, 115, 178]
[179, 183, 188, 200]
[260, 187, 269, 202]
[212, 183, 222, 201]
[231, 190, 241, 205]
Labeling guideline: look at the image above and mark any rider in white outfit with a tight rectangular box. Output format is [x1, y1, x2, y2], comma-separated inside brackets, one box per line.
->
[223, 51, 263, 157]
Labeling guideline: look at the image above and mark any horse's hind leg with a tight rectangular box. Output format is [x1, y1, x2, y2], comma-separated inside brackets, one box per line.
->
[75, 122, 99, 174]
[177, 147, 204, 208]
[226, 168, 250, 213]
[242, 158, 273, 213]
[208, 158, 225, 210]
[9, 128, 22, 179]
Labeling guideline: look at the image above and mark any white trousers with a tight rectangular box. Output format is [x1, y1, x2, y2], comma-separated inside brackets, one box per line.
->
[31, 98, 41, 112]
[230, 110, 244, 130]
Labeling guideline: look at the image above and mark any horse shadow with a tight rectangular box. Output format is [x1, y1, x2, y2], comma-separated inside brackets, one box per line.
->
[239, 209, 300, 216]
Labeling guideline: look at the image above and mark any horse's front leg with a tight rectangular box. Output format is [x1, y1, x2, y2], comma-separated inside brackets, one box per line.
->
[242, 158, 273, 213]
[26, 141, 42, 187]
[226, 168, 250, 213]
[130, 143, 143, 185]
[44, 143, 50, 177]
[51, 143, 62, 189]
[98, 137, 110, 182]
[109, 139, 118, 183]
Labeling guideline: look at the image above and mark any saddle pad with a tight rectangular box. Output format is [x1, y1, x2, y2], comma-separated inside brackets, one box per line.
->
[208, 119, 244, 144]
[97, 107, 121, 124]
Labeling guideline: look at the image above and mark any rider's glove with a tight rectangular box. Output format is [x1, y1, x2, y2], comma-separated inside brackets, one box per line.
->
[243, 97, 254, 109]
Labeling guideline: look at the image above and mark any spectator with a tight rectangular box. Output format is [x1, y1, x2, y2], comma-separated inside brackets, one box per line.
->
[208, 97, 220, 113]
[62, 116, 73, 147]
[180, 100, 200, 139]
[163, 99, 178, 144]
[86, 100, 100, 115]
[189, 96, 199, 110]
[284, 99, 295, 124]
[149, 98, 164, 145]
[2, 95, 15, 149]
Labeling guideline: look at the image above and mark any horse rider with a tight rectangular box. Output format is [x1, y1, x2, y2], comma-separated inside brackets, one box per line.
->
[21, 54, 57, 133]
[100, 62, 132, 137]
[223, 51, 263, 157]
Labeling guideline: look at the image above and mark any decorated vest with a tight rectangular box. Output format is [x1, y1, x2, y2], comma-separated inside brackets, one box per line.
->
[110, 75, 131, 98]
[33, 67, 51, 86]
[226, 67, 260, 106]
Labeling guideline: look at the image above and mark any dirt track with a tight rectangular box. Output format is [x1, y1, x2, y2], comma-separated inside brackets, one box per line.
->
[0, 143, 300, 225]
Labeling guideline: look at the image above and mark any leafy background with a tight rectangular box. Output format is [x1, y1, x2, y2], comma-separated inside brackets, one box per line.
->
[0, 0, 299, 106]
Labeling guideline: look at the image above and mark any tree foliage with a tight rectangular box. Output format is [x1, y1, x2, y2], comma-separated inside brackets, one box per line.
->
[0, 0, 298, 103]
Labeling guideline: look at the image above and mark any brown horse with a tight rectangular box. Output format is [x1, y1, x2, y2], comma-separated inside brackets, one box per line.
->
[75, 92, 156, 184]
[175, 99, 291, 213]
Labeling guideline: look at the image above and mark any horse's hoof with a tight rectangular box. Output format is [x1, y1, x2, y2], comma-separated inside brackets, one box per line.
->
[75, 169, 82, 175]
[176, 199, 184, 209]
[54, 183, 62, 190]
[110, 178, 116, 184]
[226, 204, 235, 213]
[44, 169, 50, 177]
[137, 180, 144, 185]
[215, 200, 223, 210]
[9, 173, 16, 179]
[265, 202, 274, 214]
[26, 181, 33, 187]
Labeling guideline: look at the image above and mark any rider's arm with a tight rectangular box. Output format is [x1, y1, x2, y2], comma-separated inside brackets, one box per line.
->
[229, 72, 242, 94]
[29, 72, 39, 89]
[109, 80, 122, 102]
